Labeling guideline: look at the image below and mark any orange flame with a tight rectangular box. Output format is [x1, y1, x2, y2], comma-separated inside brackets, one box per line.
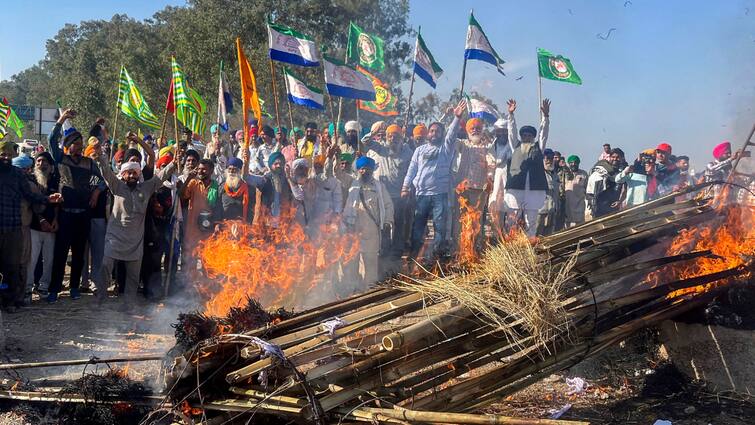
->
[648, 205, 754, 297]
[196, 213, 360, 316]
[455, 180, 483, 264]
[179, 400, 204, 416]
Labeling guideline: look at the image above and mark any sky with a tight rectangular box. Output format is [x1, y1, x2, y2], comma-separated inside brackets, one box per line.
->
[2, 0, 754, 169]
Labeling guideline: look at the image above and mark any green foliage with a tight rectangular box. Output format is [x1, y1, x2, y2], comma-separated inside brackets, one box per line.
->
[2, 0, 412, 138]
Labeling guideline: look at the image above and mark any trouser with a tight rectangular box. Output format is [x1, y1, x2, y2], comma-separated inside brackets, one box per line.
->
[50, 211, 90, 294]
[340, 250, 379, 298]
[410, 193, 449, 258]
[81, 218, 106, 289]
[140, 242, 166, 300]
[0, 229, 25, 307]
[100, 256, 142, 302]
[19, 226, 31, 297]
[389, 196, 412, 258]
[26, 230, 55, 293]
[536, 212, 554, 237]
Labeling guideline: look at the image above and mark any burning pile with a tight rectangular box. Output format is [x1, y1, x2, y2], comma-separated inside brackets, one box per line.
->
[154, 185, 752, 424]
[195, 216, 360, 316]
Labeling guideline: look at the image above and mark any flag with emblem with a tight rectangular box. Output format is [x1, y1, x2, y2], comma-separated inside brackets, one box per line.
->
[356, 66, 398, 117]
[171, 57, 207, 134]
[464, 94, 499, 123]
[0, 99, 9, 139]
[268, 21, 320, 67]
[346, 22, 385, 72]
[537, 48, 582, 85]
[283, 67, 324, 110]
[465, 12, 505, 75]
[323, 56, 376, 101]
[413, 30, 443, 88]
[118, 66, 161, 129]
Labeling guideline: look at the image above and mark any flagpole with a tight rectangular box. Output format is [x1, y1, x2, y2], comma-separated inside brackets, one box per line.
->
[281, 67, 295, 131]
[111, 66, 122, 162]
[216, 60, 223, 135]
[158, 80, 171, 150]
[459, 11, 472, 99]
[537, 48, 543, 120]
[327, 94, 337, 127]
[269, 58, 282, 131]
[404, 29, 419, 127]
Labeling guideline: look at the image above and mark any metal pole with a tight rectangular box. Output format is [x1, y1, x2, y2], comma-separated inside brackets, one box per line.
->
[405, 61, 417, 126]
[537, 48, 543, 120]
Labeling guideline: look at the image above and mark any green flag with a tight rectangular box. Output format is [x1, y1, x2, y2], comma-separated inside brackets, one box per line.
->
[346, 22, 385, 72]
[537, 48, 582, 85]
[7, 108, 24, 138]
[118, 66, 161, 129]
[171, 57, 207, 135]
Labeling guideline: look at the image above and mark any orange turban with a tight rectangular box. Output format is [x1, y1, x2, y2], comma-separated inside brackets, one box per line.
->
[466, 118, 483, 133]
[386, 124, 402, 135]
[413, 124, 428, 137]
[84, 144, 97, 158]
[313, 154, 326, 167]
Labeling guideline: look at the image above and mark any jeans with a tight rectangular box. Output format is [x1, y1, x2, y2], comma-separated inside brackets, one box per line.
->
[49, 211, 90, 294]
[0, 229, 25, 307]
[410, 193, 449, 258]
[81, 218, 106, 289]
[26, 230, 55, 293]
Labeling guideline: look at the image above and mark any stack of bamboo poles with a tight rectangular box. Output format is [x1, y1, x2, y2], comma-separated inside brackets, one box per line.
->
[157, 187, 752, 425]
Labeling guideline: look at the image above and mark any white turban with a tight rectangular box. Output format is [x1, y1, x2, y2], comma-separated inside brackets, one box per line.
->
[494, 118, 508, 129]
[120, 161, 142, 176]
[292, 158, 309, 171]
[345, 120, 360, 132]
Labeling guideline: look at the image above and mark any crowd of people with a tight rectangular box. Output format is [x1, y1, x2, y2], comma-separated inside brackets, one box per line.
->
[0, 98, 746, 312]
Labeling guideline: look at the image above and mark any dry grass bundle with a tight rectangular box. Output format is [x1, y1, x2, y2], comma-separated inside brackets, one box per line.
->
[395, 232, 577, 352]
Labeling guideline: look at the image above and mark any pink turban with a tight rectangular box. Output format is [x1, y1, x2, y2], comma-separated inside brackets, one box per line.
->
[713, 141, 731, 160]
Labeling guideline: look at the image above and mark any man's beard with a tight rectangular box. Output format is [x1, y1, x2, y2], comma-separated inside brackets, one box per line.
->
[469, 134, 482, 144]
[34, 168, 50, 187]
[305, 135, 316, 143]
[126, 179, 138, 188]
[346, 134, 358, 147]
[359, 173, 372, 183]
[544, 163, 554, 171]
[429, 136, 442, 146]
[570, 165, 579, 172]
[225, 172, 241, 188]
[0, 159, 10, 170]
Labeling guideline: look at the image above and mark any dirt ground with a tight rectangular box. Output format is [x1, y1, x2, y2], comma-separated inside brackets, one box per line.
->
[1, 294, 754, 424]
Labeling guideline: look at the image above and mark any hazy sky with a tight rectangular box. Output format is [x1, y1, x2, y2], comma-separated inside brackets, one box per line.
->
[2, 0, 753, 168]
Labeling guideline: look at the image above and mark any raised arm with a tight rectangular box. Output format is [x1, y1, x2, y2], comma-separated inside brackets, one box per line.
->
[93, 148, 121, 191]
[49, 109, 76, 163]
[539, 99, 551, 150]
[444, 99, 467, 152]
[134, 134, 155, 170]
[506, 99, 519, 151]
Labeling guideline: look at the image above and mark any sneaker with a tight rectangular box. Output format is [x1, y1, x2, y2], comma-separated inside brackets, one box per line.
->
[46, 292, 59, 304]
[70, 288, 81, 300]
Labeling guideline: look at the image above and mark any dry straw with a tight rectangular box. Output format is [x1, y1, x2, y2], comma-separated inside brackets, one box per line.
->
[394, 232, 578, 352]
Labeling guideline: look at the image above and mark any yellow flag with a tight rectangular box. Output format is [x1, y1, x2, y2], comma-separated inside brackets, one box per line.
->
[236, 37, 262, 150]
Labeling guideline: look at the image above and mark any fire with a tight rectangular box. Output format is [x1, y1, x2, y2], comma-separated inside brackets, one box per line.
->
[179, 400, 204, 416]
[196, 212, 360, 316]
[455, 180, 483, 264]
[649, 205, 754, 297]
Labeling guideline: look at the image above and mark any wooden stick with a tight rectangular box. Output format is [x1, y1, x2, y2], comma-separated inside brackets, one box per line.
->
[0, 354, 163, 370]
[362, 407, 589, 425]
[269, 58, 282, 130]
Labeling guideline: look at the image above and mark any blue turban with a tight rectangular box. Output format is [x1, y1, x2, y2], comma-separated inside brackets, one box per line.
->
[355, 156, 377, 170]
[227, 157, 243, 169]
[519, 125, 537, 137]
[268, 151, 284, 168]
[12, 154, 33, 169]
[543, 148, 554, 158]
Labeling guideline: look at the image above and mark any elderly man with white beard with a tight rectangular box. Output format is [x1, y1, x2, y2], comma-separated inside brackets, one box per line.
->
[218, 157, 254, 224]
[26, 152, 59, 299]
[449, 117, 495, 252]
[90, 142, 178, 306]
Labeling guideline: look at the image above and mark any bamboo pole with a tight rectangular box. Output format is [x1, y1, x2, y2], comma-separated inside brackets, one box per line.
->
[362, 407, 590, 425]
[0, 355, 163, 370]
[110, 67, 122, 162]
[281, 67, 295, 131]
[269, 58, 282, 130]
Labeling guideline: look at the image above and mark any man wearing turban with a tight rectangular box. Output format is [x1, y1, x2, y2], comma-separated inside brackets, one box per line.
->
[502, 99, 552, 236]
[0, 141, 63, 310]
[560, 155, 588, 228]
[88, 141, 177, 305]
[363, 123, 413, 259]
[411, 123, 428, 148]
[447, 116, 495, 252]
[342, 156, 394, 295]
